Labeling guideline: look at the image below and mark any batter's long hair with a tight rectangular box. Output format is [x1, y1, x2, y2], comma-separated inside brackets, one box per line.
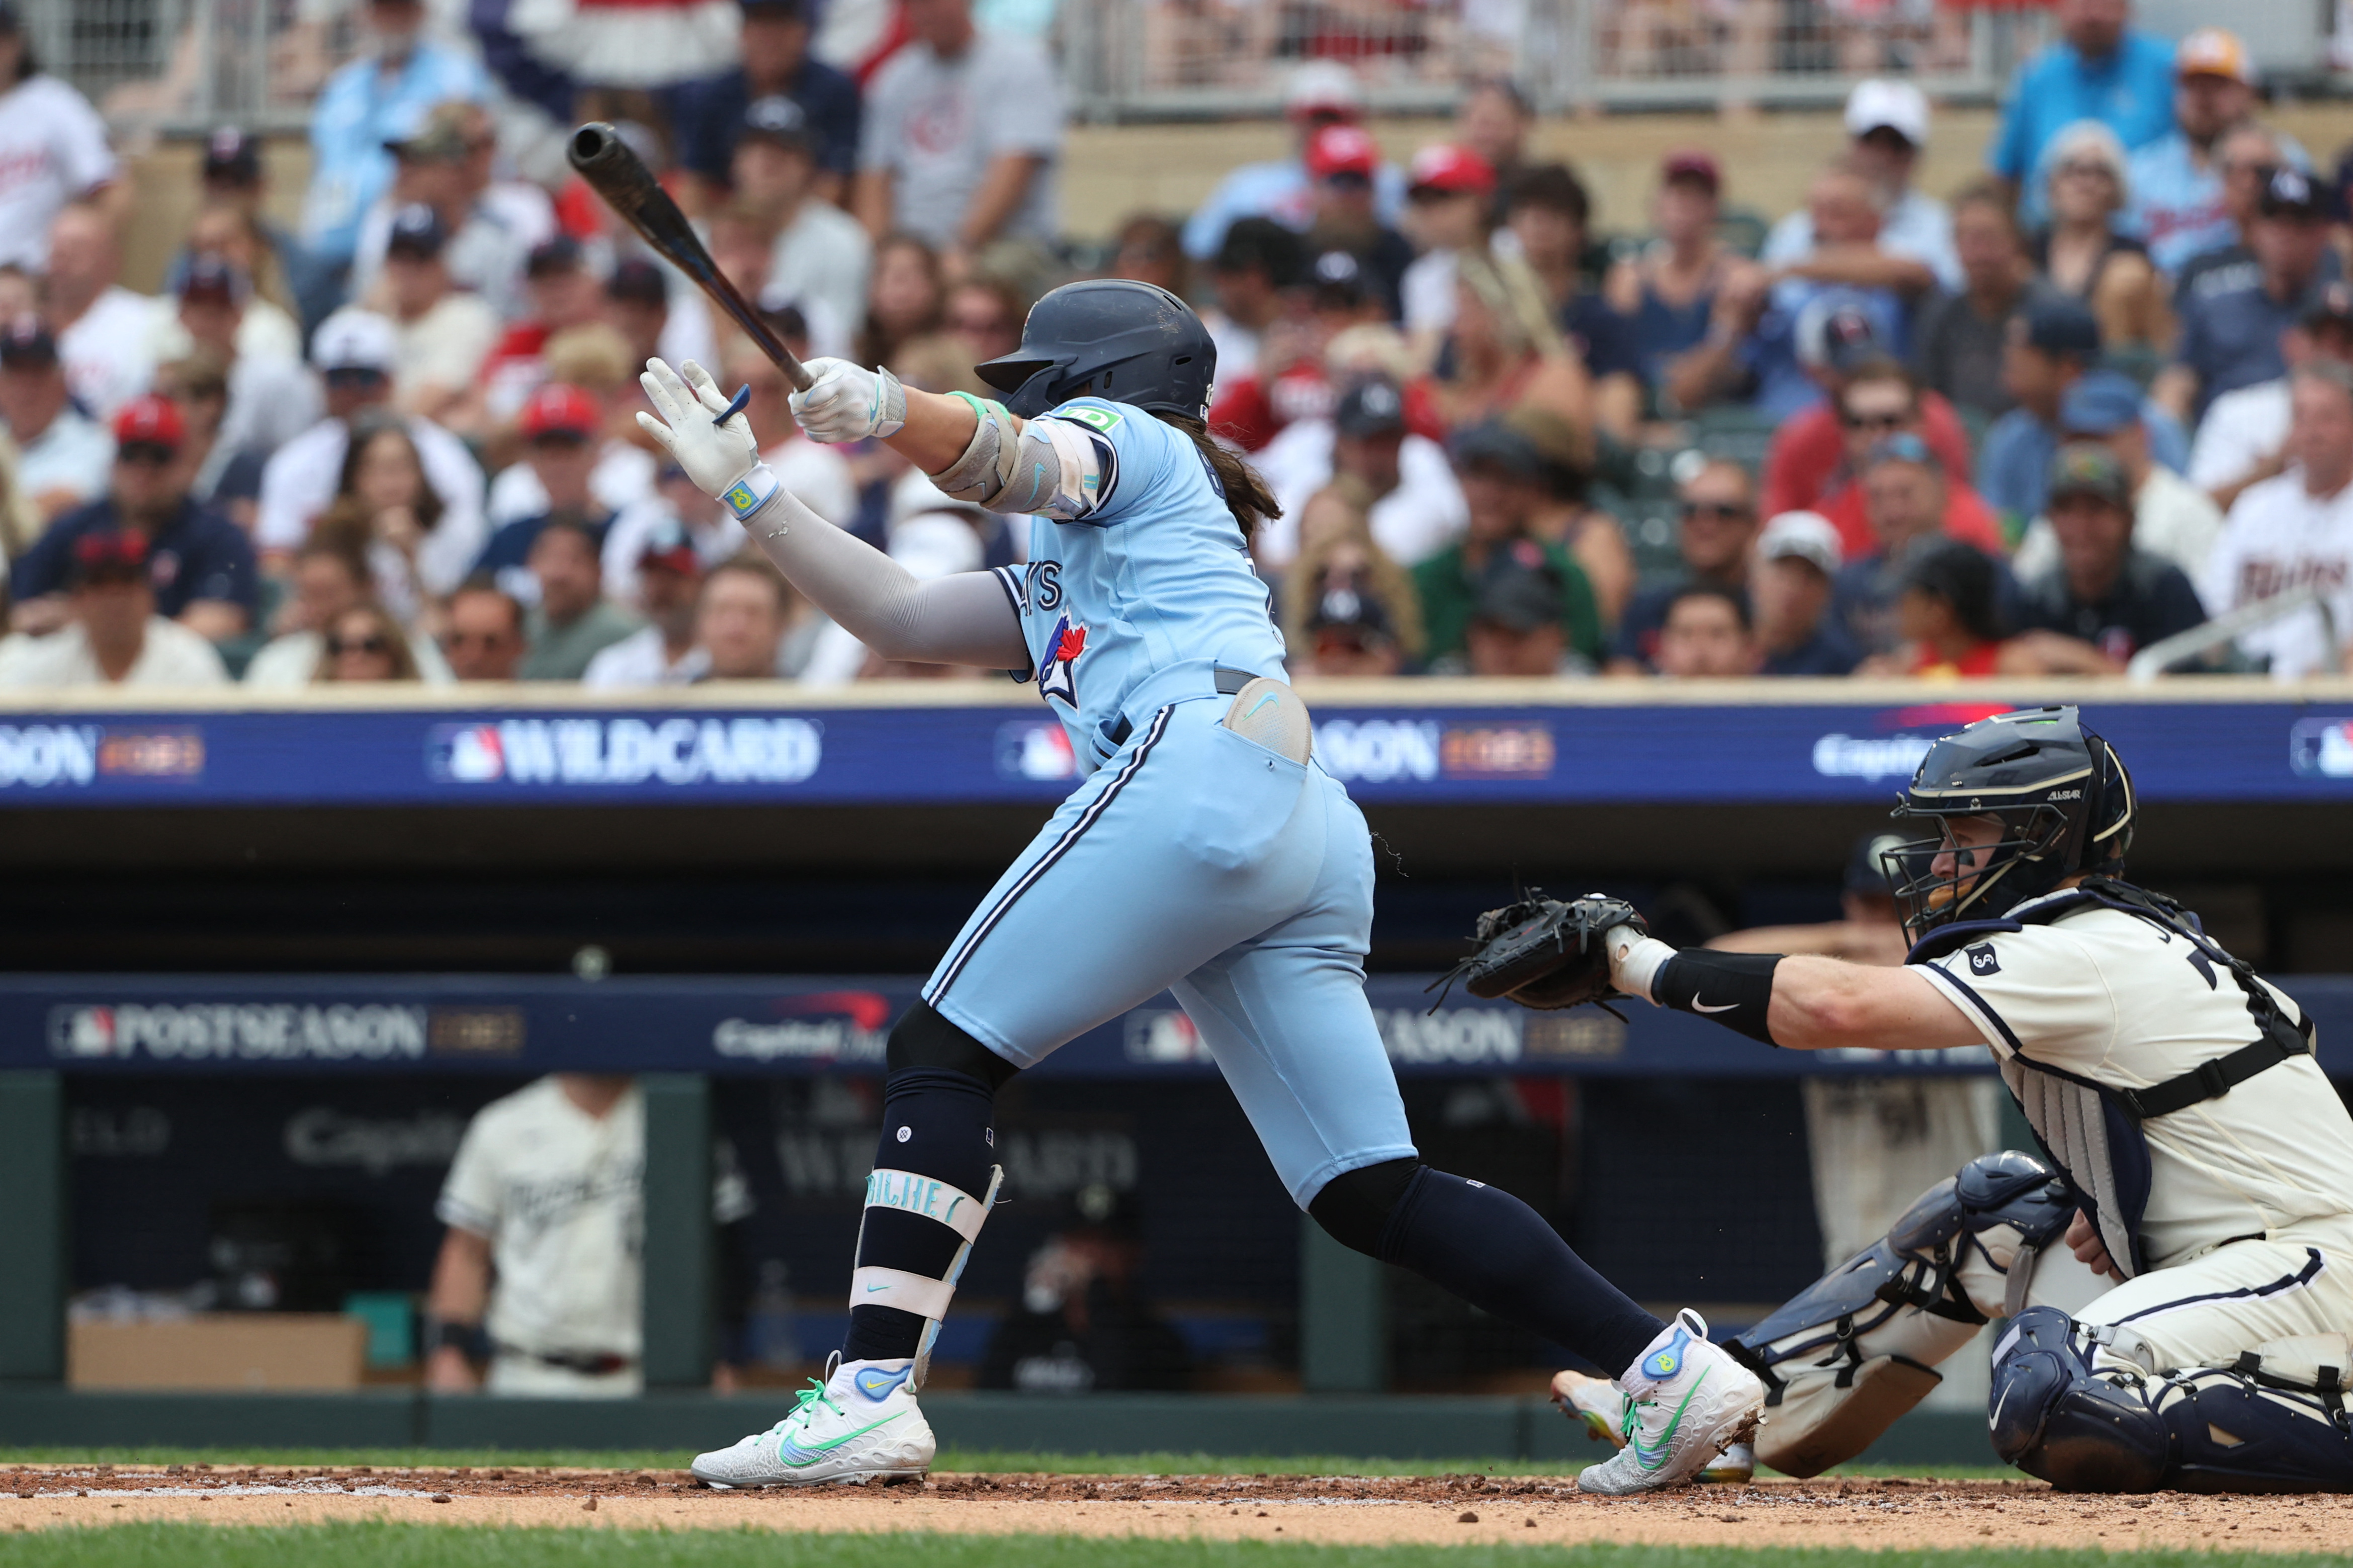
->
[1155, 412, 1280, 539]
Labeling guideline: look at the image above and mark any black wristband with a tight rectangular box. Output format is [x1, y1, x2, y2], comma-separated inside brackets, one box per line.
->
[422, 1318, 490, 1360]
[1654, 951, 1783, 1046]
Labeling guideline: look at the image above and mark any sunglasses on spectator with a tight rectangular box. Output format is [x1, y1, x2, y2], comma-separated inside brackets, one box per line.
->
[948, 312, 1007, 335]
[528, 430, 590, 449]
[325, 367, 387, 389]
[77, 564, 146, 588]
[2057, 160, 2115, 181]
[1681, 500, 1753, 522]
[117, 440, 178, 467]
[328, 634, 392, 657]
[1841, 408, 1911, 432]
[1322, 172, 1373, 193]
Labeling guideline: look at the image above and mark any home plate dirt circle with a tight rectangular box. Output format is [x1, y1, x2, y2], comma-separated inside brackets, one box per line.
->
[4, 1465, 2350, 1552]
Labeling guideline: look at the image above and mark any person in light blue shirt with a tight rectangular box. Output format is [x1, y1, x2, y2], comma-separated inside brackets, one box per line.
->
[299, 0, 491, 270]
[2123, 28, 2274, 278]
[1763, 79, 1961, 292]
[1988, 0, 2175, 228]
[1180, 62, 1406, 261]
[1978, 296, 2187, 528]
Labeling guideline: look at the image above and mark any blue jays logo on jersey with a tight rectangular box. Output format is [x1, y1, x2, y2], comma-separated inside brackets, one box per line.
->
[1039, 613, 1087, 707]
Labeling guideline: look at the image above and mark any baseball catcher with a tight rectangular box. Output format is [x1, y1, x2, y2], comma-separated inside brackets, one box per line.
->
[1466, 706, 2353, 1493]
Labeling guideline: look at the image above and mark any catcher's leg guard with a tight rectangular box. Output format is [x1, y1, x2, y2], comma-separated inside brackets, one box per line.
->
[2147, 1335, 2353, 1494]
[1988, 1307, 2169, 1492]
[1728, 1150, 2074, 1477]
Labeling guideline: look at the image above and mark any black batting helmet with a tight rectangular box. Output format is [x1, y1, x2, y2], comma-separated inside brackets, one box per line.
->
[1883, 706, 2136, 944]
[974, 279, 1215, 420]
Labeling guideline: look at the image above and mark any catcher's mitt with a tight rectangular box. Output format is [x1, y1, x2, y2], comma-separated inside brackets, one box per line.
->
[1431, 891, 1648, 1012]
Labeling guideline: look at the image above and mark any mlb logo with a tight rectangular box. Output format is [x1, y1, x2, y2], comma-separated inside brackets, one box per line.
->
[48, 1005, 116, 1058]
[995, 720, 1077, 781]
[1966, 943, 2001, 976]
[426, 723, 506, 782]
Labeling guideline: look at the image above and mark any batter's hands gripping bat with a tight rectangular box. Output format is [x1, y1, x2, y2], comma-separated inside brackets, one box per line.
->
[567, 121, 813, 393]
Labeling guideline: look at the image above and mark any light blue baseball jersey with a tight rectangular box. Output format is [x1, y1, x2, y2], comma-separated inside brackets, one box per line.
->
[989, 396, 1289, 766]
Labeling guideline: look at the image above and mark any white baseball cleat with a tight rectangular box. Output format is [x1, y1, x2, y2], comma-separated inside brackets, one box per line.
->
[691, 1353, 934, 1488]
[1554, 1367, 1756, 1483]
[1572, 1310, 1765, 1496]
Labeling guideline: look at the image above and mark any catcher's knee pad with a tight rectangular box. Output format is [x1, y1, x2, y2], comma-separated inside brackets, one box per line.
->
[1729, 1151, 2073, 1478]
[1308, 1157, 1421, 1258]
[2146, 1335, 2353, 1494]
[1989, 1307, 2168, 1492]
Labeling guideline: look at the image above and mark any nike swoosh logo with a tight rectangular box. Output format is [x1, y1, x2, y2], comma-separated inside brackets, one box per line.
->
[1693, 999, 1738, 1014]
[1990, 1382, 2012, 1432]
[1634, 1368, 1709, 1470]
[777, 1412, 902, 1466]
[864, 1283, 890, 1293]
[1244, 694, 1277, 719]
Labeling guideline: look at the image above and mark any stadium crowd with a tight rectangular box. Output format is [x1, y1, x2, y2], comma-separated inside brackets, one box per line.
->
[0, 0, 2348, 689]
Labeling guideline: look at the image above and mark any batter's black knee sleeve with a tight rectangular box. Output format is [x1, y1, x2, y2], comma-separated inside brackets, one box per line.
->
[1309, 1157, 1422, 1258]
[886, 999, 1022, 1091]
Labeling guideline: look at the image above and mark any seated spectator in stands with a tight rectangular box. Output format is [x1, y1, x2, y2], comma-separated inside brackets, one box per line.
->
[451, 236, 602, 444]
[47, 201, 154, 423]
[2126, 29, 2262, 279]
[9, 396, 255, 640]
[854, 0, 1064, 265]
[1206, 252, 1344, 455]
[1833, 435, 1977, 656]
[310, 411, 480, 630]
[1507, 404, 1634, 629]
[178, 204, 307, 366]
[1817, 360, 2005, 558]
[1752, 510, 1861, 676]
[583, 520, 708, 687]
[601, 262, 671, 383]
[2032, 121, 2171, 355]
[1300, 125, 1412, 320]
[1859, 537, 2011, 678]
[1652, 584, 1759, 678]
[1104, 214, 1188, 299]
[1413, 421, 1601, 672]
[1912, 183, 2036, 424]
[153, 350, 256, 531]
[1503, 164, 1640, 444]
[380, 205, 497, 425]
[1280, 493, 1424, 677]
[694, 557, 794, 679]
[163, 258, 321, 478]
[351, 102, 552, 325]
[2169, 123, 2298, 304]
[1253, 374, 1464, 570]
[516, 515, 642, 680]
[1605, 152, 1740, 401]
[2161, 167, 2344, 428]
[1181, 62, 1405, 262]
[738, 97, 872, 342]
[1988, 0, 2177, 226]
[1762, 310, 1970, 520]
[943, 276, 1026, 380]
[1609, 458, 1756, 673]
[2013, 368, 2222, 592]
[474, 385, 621, 599]
[2200, 362, 2353, 679]
[980, 1184, 1191, 1394]
[183, 127, 338, 337]
[1459, 548, 1586, 678]
[1766, 80, 1960, 292]
[855, 234, 949, 375]
[1977, 294, 2182, 530]
[671, 0, 860, 210]
[0, 529, 226, 688]
[1399, 145, 1496, 354]
[0, 10, 120, 275]
[2012, 443, 2207, 669]
[602, 463, 738, 609]
[246, 539, 450, 686]
[1200, 218, 1305, 391]
[255, 308, 485, 573]
[440, 576, 527, 681]
[2190, 283, 2353, 514]
[313, 601, 421, 683]
[1423, 250, 1593, 441]
[1458, 77, 1533, 208]
[0, 315, 112, 523]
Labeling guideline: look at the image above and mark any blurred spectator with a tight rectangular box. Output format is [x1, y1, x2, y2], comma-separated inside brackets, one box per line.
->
[1605, 152, 1738, 400]
[1859, 536, 2010, 678]
[671, 0, 861, 209]
[584, 519, 708, 686]
[312, 411, 481, 628]
[943, 276, 1025, 377]
[602, 260, 672, 371]
[856, 234, 949, 374]
[9, 396, 255, 641]
[740, 96, 872, 338]
[182, 127, 339, 337]
[1912, 183, 2035, 423]
[854, 0, 1064, 264]
[1989, 0, 2176, 226]
[314, 601, 421, 682]
[1652, 584, 1758, 679]
[1609, 458, 1755, 674]
[161, 258, 323, 477]
[1424, 250, 1592, 440]
[2126, 30, 2262, 279]
[48, 202, 154, 423]
[0, 427, 37, 561]
[1281, 496, 1425, 677]
[1181, 62, 1406, 262]
[1752, 510, 1860, 676]
[0, 315, 112, 523]
[0, 529, 226, 687]
[1766, 80, 1959, 291]
[2012, 443, 2206, 669]
[255, 309, 486, 576]
[1461, 546, 1583, 678]
[1458, 78, 1532, 201]
[476, 384, 623, 593]
[299, 0, 492, 271]
[1503, 164, 1640, 444]
[979, 1184, 1191, 1394]
[1977, 295, 2183, 529]
[178, 205, 308, 363]
[1507, 404, 1633, 629]
[1254, 374, 1464, 570]
[245, 538, 451, 687]
[1200, 218, 1304, 391]
[351, 102, 555, 324]
[0, 6, 121, 272]
[440, 576, 528, 680]
[2032, 122, 2170, 354]
[381, 205, 499, 424]
[2013, 369, 2222, 591]
[1761, 312, 1971, 519]
[1399, 145, 1495, 350]
[517, 514, 642, 679]
[2200, 363, 2353, 679]
[694, 556, 794, 678]
[484, 327, 657, 530]
[2189, 283, 2353, 512]
[726, 330, 858, 517]
[2160, 167, 2344, 429]
[461, 236, 609, 437]
[1413, 421, 1600, 672]
[1301, 125, 1412, 319]
[2170, 124, 2297, 307]
[1104, 214, 1188, 299]
[1833, 434, 1981, 656]
[1816, 360, 2003, 558]
[603, 463, 739, 605]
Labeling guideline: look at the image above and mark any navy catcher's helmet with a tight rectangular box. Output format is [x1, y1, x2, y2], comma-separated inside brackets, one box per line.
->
[1883, 706, 2136, 944]
[975, 280, 1215, 420]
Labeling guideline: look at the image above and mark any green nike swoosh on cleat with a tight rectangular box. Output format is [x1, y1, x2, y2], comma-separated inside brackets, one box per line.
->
[1633, 1367, 1710, 1471]
[777, 1413, 901, 1467]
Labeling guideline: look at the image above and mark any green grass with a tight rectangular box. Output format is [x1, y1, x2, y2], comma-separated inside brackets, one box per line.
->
[0, 1528, 2336, 1568]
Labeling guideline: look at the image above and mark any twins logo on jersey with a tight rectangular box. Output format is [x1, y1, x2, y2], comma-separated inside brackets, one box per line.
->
[1039, 614, 1087, 707]
[1967, 943, 2001, 977]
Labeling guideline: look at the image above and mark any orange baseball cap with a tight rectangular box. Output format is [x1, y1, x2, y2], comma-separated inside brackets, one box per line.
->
[2176, 28, 2252, 86]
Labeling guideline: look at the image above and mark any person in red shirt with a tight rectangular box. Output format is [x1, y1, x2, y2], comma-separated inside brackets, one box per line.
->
[1868, 536, 2009, 677]
[1817, 360, 2005, 558]
[1760, 305, 1971, 518]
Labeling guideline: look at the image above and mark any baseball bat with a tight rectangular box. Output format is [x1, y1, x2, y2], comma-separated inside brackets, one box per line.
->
[567, 121, 814, 393]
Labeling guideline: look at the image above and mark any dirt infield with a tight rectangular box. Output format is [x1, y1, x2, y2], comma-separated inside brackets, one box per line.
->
[3, 1464, 2351, 1552]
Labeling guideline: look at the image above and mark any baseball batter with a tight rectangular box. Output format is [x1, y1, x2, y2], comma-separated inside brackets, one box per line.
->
[1513, 707, 2353, 1491]
[634, 280, 1761, 1493]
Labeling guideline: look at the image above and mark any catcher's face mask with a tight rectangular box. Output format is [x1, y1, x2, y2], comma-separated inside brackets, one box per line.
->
[1883, 807, 2067, 947]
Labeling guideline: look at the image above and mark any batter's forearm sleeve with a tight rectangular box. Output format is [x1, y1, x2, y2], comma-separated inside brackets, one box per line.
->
[741, 488, 1030, 669]
[1653, 951, 1785, 1046]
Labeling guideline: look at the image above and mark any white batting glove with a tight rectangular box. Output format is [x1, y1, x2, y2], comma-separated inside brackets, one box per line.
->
[637, 357, 760, 499]
[789, 356, 907, 444]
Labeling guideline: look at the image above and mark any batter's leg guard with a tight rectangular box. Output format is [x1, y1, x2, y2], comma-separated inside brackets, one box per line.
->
[1988, 1307, 2168, 1492]
[1728, 1150, 2075, 1478]
[2147, 1335, 2353, 1494]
